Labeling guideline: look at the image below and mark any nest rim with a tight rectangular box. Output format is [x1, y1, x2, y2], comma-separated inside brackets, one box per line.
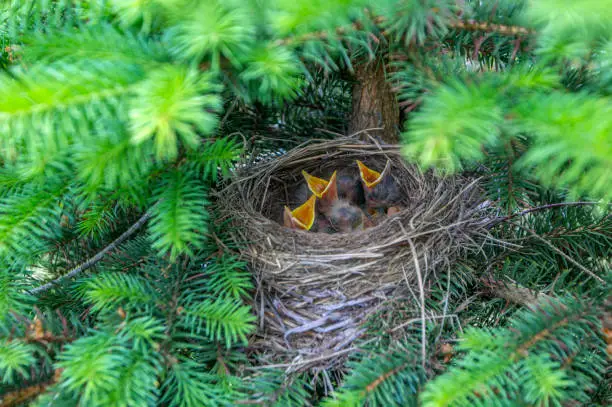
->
[217, 137, 487, 371]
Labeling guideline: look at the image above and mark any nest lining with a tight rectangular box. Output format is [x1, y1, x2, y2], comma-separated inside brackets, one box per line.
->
[218, 138, 486, 371]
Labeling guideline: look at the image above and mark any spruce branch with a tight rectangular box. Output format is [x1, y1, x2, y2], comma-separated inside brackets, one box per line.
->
[480, 276, 551, 308]
[448, 20, 534, 36]
[28, 207, 155, 295]
[511, 221, 605, 284]
[279, 12, 534, 47]
[0, 369, 61, 407]
[277, 16, 381, 46]
[487, 201, 608, 228]
[421, 296, 605, 405]
[0, 1, 609, 405]
[322, 340, 424, 406]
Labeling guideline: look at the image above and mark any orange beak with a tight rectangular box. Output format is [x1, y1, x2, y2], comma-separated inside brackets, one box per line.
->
[283, 194, 317, 230]
[387, 206, 401, 216]
[302, 170, 338, 213]
[356, 160, 391, 189]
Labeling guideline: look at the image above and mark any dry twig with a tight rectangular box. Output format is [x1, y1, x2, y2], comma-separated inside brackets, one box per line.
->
[29, 208, 155, 295]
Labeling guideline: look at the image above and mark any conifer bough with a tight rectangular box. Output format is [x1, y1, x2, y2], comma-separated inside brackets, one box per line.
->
[0, 0, 610, 406]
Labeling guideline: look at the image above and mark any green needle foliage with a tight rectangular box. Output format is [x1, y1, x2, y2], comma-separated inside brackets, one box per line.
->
[421, 297, 607, 406]
[149, 169, 209, 259]
[323, 341, 425, 407]
[129, 67, 222, 161]
[0, 0, 610, 405]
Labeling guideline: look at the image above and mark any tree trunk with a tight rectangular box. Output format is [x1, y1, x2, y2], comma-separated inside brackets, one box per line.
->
[348, 60, 400, 144]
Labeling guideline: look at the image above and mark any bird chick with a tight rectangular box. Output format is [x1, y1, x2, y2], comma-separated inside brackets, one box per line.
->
[301, 169, 365, 206]
[356, 160, 401, 210]
[311, 214, 332, 233]
[336, 169, 365, 206]
[302, 170, 338, 214]
[287, 182, 311, 208]
[326, 200, 371, 233]
[283, 194, 317, 231]
[302, 169, 372, 232]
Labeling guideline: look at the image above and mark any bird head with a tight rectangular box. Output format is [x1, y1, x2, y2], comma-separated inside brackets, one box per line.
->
[283, 194, 317, 231]
[356, 160, 401, 209]
[326, 200, 368, 233]
[356, 160, 391, 190]
[336, 172, 365, 205]
[302, 170, 338, 213]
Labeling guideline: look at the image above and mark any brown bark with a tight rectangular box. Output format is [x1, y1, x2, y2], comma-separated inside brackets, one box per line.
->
[348, 60, 400, 144]
[0, 370, 62, 407]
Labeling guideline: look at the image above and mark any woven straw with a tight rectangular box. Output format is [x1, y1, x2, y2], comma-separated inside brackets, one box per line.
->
[217, 138, 486, 371]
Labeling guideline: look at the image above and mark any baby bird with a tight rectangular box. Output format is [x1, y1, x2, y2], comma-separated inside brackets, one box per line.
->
[302, 170, 370, 233]
[299, 169, 364, 205]
[336, 169, 365, 206]
[283, 194, 317, 231]
[356, 160, 402, 212]
[326, 200, 371, 233]
[301, 170, 338, 214]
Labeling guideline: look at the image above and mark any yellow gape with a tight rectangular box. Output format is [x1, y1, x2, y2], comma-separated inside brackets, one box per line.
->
[283, 194, 317, 230]
[302, 170, 339, 214]
[302, 170, 338, 200]
[356, 160, 390, 189]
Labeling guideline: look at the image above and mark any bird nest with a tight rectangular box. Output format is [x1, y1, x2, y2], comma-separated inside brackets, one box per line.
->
[218, 138, 486, 372]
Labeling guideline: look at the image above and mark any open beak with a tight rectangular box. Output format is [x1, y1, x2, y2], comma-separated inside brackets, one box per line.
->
[356, 160, 391, 189]
[283, 194, 317, 230]
[302, 170, 338, 211]
[387, 206, 401, 216]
